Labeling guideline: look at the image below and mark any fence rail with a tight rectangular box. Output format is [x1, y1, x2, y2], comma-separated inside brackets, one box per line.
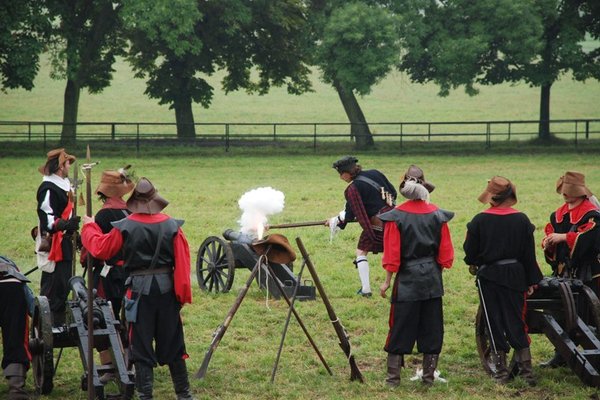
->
[0, 119, 598, 152]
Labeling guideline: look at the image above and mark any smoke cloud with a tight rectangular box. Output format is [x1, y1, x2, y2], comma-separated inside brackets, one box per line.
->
[238, 187, 285, 237]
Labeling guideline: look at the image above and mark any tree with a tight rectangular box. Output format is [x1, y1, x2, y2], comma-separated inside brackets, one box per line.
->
[122, 0, 312, 139]
[398, 0, 600, 140]
[0, 1, 49, 91]
[310, 1, 400, 148]
[46, 0, 124, 142]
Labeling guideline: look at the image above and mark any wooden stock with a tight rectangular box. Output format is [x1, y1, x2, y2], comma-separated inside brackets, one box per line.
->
[296, 237, 364, 383]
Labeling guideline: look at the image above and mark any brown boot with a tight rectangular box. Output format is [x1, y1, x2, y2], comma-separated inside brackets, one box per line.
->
[491, 351, 510, 384]
[422, 354, 439, 385]
[515, 348, 536, 386]
[5, 363, 29, 400]
[385, 353, 403, 387]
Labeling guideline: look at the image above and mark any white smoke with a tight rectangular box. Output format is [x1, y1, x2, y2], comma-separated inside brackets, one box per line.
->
[238, 187, 285, 238]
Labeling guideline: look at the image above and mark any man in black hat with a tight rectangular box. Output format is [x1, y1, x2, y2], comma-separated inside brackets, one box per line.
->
[81, 177, 193, 400]
[328, 156, 396, 297]
[36, 148, 80, 326]
[0, 255, 33, 399]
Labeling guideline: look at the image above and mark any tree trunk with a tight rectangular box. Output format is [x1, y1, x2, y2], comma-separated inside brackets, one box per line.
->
[174, 99, 196, 139]
[60, 78, 80, 143]
[538, 83, 551, 140]
[334, 80, 374, 148]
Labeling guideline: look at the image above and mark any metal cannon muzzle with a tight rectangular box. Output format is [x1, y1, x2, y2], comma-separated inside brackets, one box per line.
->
[68, 276, 104, 328]
[222, 229, 255, 244]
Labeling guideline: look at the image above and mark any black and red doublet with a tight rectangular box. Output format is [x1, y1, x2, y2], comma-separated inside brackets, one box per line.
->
[88, 197, 131, 318]
[464, 207, 543, 352]
[380, 200, 454, 355]
[544, 199, 600, 294]
[36, 175, 75, 320]
[82, 213, 192, 367]
[340, 169, 397, 252]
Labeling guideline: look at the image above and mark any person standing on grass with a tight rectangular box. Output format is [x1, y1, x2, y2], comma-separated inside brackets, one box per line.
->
[81, 177, 194, 400]
[327, 156, 396, 297]
[464, 176, 542, 386]
[36, 148, 80, 326]
[80, 168, 134, 382]
[540, 171, 600, 368]
[379, 165, 454, 386]
[0, 256, 34, 400]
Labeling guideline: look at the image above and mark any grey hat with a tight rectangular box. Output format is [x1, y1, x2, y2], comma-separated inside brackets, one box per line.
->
[332, 156, 358, 174]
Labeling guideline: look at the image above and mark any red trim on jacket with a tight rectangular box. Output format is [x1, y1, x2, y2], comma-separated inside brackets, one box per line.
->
[554, 199, 599, 224]
[482, 206, 520, 215]
[48, 199, 74, 262]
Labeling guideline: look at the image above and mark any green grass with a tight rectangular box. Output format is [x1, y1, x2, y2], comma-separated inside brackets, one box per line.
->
[1, 153, 600, 399]
[1, 56, 599, 125]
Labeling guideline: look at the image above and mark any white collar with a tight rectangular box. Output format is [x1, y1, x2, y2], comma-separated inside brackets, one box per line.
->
[42, 174, 72, 192]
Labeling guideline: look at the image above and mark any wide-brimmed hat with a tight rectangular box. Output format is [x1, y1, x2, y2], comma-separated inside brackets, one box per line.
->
[478, 176, 517, 206]
[401, 165, 435, 193]
[332, 156, 359, 174]
[252, 234, 297, 264]
[556, 171, 593, 198]
[96, 170, 135, 198]
[126, 177, 169, 214]
[38, 148, 76, 175]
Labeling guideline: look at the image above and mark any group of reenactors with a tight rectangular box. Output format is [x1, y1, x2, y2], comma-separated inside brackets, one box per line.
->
[1, 149, 599, 398]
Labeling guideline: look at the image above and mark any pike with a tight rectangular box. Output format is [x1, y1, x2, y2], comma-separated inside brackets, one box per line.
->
[82, 145, 99, 400]
[70, 159, 83, 278]
[296, 237, 364, 383]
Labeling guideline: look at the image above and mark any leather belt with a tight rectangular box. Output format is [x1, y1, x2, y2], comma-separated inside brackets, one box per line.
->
[130, 266, 172, 276]
[403, 256, 436, 267]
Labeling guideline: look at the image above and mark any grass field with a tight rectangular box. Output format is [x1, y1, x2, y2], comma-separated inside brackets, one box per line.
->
[1, 56, 599, 125]
[1, 153, 599, 399]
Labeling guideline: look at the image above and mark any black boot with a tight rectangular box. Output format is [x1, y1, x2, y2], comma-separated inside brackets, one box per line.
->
[515, 348, 537, 386]
[385, 353, 403, 387]
[539, 350, 566, 368]
[491, 351, 510, 384]
[422, 354, 439, 385]
[5, 363, 29, 400]
[135, 362, 154, 400]
[169, 359, 194, 400]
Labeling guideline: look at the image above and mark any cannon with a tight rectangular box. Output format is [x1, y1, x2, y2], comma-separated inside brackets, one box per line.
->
[196, 229, 316, 300]
[476, 276, 600, 387]
[28, 276, 135, 399]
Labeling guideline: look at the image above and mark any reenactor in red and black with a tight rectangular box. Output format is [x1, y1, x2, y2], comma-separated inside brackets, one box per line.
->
[328, 156, 397, 297]
[81, 177, 193, 400]
[36, 148, 80, 326]
[1, 255, 34, 400]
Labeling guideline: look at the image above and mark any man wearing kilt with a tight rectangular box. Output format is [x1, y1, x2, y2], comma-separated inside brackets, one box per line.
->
[328, 156, 397, 297]
[379, 165, 454, 386]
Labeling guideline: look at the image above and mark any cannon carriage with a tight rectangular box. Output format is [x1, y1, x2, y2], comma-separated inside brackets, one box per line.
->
[28, 276, 135, 399]
[196, 229, 316, 300]
[476, 276, 600, 387]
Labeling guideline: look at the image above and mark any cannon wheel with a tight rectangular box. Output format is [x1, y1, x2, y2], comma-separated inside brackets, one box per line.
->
[29, 296, 54, 395]
[475, 304, 497, 376]
[196, 236, 235, 293]
[578, 286, 600, 333]
[559, 281, 578, 333]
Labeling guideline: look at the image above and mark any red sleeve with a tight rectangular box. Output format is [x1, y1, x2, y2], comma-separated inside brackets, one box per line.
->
[382, 221, 401, 273]
[173, 228, 192, 305]
[437, 222, 454, 269]
[81, 223, 122, 261]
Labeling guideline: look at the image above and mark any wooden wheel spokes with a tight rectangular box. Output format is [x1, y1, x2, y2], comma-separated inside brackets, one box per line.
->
[29, 296, 54, 395]
[196, 236, 235, 293]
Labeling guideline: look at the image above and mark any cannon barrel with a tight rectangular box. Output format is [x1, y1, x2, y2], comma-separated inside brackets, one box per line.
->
[68, 276, 103, 328]
[223, 229, 254, 244]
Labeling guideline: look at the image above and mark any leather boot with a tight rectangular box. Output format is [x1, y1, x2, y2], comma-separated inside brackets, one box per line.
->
[515, 348, 536, 386]
[135, 362, 154, 400]
[422, 354, 439, 385]
[539, 350, 566, 368]
[491, 351, 510, 384]
[5, 363, 29, 400]
[169, 359, 194, 400]
[385, 353, 403, 387]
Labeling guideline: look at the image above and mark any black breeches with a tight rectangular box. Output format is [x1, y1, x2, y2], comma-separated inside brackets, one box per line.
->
[384, 297, 444, 355]
[0, 282, 30, 369]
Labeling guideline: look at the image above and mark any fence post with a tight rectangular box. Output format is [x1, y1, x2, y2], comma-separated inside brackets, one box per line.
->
[508, 122, 511, 141]
[313, 124, 317, 151]
[28, 122, 31, 141]
[111, 123, 115, 141]
[136, 124, 140, 156]
[428, 123, 431, 141]
[400, 123, 403, 151]
[43, 124, 47, 151]
[485, 122, 491, 149]
[586, 120, 590, 139]
[225, 124, 230, 152]
[273, 124, 277, 141]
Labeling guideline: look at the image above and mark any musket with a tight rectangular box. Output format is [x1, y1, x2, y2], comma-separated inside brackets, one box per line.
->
[267, 220, 355, 229]
[195, 255, 263, 379]
[82, 145, 99, 400]
[296, 237, 364, 383]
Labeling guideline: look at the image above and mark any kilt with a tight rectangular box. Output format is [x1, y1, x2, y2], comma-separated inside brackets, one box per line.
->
[357, 226, 383, 253]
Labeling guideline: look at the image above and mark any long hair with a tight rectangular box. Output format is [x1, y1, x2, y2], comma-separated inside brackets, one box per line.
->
[400, 179, 430, 202]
